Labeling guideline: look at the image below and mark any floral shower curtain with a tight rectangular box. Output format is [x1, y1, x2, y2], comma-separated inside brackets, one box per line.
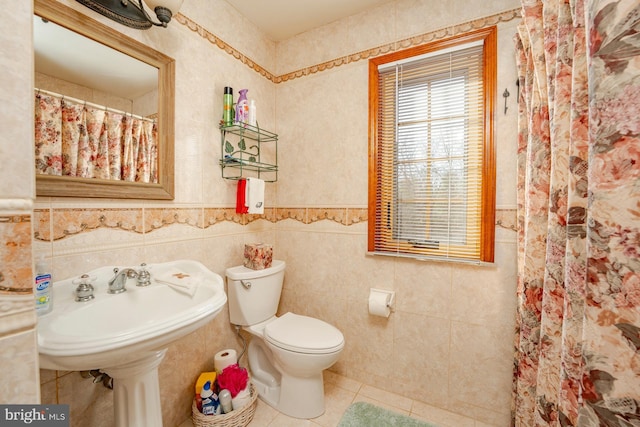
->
[513, 0, 640, 425]
[34, 92, 158, 183]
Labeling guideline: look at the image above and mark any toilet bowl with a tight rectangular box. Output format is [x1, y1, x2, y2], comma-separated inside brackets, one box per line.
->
[244, 313, 343, 418]
[226, 261, 344, 419]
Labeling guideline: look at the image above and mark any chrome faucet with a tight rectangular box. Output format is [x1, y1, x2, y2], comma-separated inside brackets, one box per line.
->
[107, 268, 138, 294]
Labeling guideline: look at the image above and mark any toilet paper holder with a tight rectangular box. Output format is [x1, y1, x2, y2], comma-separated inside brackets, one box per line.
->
[368, 288, 395, 317]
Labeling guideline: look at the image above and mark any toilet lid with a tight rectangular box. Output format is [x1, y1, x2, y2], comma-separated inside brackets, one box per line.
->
[264, 312, 344, 354]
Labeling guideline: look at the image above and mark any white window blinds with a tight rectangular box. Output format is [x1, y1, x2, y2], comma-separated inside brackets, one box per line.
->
[370, 34, 495, 263]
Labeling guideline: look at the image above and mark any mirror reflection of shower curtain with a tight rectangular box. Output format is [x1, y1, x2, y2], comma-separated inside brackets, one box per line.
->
[34, 92, 158, 183]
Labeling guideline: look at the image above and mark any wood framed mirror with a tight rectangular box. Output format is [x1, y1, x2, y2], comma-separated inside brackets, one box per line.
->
[34, 0, 175, 199]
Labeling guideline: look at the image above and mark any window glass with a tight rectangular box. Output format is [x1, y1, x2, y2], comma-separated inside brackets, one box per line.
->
[368, 27, 496, 263]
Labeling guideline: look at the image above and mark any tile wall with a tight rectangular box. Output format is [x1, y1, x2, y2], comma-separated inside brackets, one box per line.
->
[271, 4, 520, 425]
[1, 0, 521, 425]
[0, 0, 40, 405]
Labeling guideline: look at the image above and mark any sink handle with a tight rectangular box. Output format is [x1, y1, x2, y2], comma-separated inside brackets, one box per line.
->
[73, 274, 96, 302]
[137, 263, 151, 287]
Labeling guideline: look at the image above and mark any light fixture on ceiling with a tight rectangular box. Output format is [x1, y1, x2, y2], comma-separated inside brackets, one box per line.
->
[76, 0, 184, 30]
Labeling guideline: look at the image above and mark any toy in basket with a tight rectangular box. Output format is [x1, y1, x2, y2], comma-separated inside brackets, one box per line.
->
[191, 383, 257, 427]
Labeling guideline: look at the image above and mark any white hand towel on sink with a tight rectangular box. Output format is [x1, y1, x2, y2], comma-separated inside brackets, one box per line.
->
[155, 268, 199, 297]
[246, 177, 265, 214]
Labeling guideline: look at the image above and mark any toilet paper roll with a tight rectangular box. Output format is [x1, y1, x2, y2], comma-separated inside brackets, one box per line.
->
[214, 349, 238, 374]
[368, 288, 394, 318]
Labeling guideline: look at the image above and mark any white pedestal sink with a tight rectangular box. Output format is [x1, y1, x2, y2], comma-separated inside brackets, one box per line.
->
[37, 260, 227, 427]
[105, 350, 167, 427]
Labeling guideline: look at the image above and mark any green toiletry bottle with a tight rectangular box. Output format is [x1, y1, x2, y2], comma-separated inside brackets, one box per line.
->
[223, 87, 233, 126]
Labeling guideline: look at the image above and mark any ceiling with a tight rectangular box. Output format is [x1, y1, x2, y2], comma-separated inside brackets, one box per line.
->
[222, 0, 394, 41]
[34, 0, 392, 103]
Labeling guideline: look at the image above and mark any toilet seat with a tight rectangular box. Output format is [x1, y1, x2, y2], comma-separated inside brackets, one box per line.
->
[264, 312, 344, 354]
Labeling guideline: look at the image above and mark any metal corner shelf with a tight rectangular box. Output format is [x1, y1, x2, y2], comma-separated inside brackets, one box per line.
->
[219, 123, 278, 182]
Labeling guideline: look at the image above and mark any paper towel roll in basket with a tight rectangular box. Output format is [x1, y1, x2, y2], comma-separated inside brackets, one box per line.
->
[368, 288, 395, 318]
[214, 349, 238, 374]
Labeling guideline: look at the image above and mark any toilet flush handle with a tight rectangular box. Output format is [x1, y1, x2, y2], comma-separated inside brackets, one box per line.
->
[241, 280, 252, 289]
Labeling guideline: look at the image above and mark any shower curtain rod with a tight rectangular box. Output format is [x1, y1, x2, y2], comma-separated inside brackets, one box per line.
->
[34, 87, 155, 123]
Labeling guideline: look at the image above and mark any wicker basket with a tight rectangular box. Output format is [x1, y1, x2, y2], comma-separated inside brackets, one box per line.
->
[192, 383, 258, 427]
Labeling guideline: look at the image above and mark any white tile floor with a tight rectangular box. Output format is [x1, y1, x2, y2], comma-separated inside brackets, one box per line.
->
[180, 371, 497, 427]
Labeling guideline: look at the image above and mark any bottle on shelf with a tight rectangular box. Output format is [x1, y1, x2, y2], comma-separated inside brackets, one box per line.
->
[235, 89, 249, 125]
[222, 87, 233, 126]
[248, 99, 257, 127]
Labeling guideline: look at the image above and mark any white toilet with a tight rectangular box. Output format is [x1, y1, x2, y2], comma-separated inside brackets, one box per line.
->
[225, 260, 344, 419]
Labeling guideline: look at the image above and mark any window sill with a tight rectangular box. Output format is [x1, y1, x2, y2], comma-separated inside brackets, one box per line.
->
[366, 251, 496, 267]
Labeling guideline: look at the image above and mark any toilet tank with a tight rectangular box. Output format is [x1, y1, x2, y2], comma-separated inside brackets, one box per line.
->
[226, 260, 285, 326]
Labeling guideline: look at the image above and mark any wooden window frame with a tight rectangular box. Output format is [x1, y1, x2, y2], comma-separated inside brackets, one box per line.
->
[367, 26, 497, 263]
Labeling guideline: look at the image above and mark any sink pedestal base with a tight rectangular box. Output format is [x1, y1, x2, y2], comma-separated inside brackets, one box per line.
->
[104, 350, 167, 427]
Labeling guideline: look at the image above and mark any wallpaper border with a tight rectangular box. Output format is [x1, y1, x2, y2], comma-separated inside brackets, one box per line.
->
[34, 207, 516, 242]
[176, 8, 521, 84]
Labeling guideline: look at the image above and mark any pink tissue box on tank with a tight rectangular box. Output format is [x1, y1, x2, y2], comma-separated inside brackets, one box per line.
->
[243, 243, 273, 270]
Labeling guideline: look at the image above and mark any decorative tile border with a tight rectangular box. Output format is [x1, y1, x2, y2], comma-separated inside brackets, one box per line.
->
[176, 9, 521, 84]
[274, 208, 368, 225]
[175, 14, 277, 83]
[348, 208, 369, 225]
[276, 9, 520, 83]
[0, 215, 33, 294]
[275, 208, 306, 222]
[51, 208, 143, 241]
[34, 207, 516, 242]
[308, 208, 347, 224]
[204, 208, 243, 227]
[244, 209, 277, 224]
[33, 209, 51, 242]
[496, 208, 517, 232]
[144, 208, 202, 233]
[0, 215, 32, 224]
